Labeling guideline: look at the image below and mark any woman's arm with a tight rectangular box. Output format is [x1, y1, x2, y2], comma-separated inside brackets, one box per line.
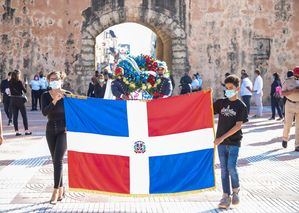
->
[20, 81, 27, 93]
[41, 92, 55, 116]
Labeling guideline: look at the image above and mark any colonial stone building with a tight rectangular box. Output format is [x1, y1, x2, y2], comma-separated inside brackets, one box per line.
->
[0, 0, 298, 100]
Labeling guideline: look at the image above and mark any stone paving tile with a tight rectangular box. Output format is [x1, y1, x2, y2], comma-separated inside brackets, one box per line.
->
[1, 107, 299, 212]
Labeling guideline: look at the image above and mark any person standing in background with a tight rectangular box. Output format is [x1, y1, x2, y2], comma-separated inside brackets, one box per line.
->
[179, 71, 192, 95]
[191, 74, 200, 92]
[9, 70, 32, 136]
[269, 72, 283, 120]
[29, 74, 41, 111]
[282, 70, 294, 117]
[39, 72, 48, 110]
[94, 74, 107, 98]
[240, 72, 253, 115]
[1, 72, 12, 125]
[87, 71, 99, 98]
[281, 67, 299, 151]
[153, 62, 173, 99]
[252, 70, 263, 118]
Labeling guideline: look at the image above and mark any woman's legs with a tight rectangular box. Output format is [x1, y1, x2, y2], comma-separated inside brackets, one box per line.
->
[271, 97, 276, 119]
[46, 131, 67, 188]
[11, 101, 19, 132]
[19, 102, 29, 130]
[53, 132, 67, 188]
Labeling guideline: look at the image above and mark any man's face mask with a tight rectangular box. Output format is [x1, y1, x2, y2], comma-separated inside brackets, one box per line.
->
[225, 89, 238, 98]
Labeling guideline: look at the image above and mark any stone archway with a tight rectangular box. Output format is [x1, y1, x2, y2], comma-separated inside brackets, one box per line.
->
[76, 1, 189, 95]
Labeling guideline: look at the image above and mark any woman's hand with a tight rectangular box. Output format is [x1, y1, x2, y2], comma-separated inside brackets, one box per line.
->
[50, 89, 64, 105]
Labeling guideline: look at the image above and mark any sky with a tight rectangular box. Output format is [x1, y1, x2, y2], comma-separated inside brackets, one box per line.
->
[100, 22, 155, 56]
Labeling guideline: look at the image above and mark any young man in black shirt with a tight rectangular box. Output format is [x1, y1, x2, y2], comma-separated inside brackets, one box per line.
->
[213, 75, 248, 209]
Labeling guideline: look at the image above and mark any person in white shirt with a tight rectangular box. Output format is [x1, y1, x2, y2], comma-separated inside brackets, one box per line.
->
[252, 70, 263, 117]
[240, 71, 253, 114]
[29, 74, 41, 111]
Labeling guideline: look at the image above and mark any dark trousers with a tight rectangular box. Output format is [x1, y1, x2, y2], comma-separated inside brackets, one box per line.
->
[46, 121, 67, 188]
[241, 95, 251, 115]
[3, 94, 12, 122]
[31, 90, 40, 110]
[271, 96, 283, 118]
[10, 97, 29, 131]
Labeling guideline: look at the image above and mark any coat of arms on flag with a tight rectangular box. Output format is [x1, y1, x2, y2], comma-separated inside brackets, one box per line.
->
[64, 90, 215, 195]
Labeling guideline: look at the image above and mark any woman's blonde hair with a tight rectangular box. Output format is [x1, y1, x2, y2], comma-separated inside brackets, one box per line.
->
[47, 71, 66, 81]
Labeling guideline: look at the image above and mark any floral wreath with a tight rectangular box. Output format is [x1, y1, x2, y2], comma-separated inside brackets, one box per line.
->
[114, 54, 168, 99]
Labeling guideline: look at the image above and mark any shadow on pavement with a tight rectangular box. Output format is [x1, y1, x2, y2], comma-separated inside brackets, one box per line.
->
[1, 201, 51, 213]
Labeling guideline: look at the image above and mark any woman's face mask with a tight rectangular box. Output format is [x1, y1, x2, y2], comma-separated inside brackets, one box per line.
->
[99, 79, 105, 83]
[49, 80, 62, 89]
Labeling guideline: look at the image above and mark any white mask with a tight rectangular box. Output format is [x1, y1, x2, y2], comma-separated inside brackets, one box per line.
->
[49, 80, 62, 89]
[225, 89, 238, 98]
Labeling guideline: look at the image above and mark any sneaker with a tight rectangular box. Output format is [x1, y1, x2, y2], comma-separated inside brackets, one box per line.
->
[276, 117, 283, 121]
[232, 188, 240, 205]
[282, 141, 287, 148]
[295, 147, 299, 152]
[15, 133, 22, 136]
[268, 117, 275, 120]
[218, 194, 231, 209]
[8, 120, 12, 126]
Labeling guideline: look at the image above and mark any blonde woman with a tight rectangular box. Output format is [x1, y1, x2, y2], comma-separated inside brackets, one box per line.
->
[41, 71, 69, 204]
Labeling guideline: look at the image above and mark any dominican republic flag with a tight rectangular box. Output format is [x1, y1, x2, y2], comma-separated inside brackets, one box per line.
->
[64, 91, 215, 195]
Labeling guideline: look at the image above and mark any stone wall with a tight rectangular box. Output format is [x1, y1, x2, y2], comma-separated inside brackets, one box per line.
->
[186, 0, 299, 99]
[0, 0, 298, 101]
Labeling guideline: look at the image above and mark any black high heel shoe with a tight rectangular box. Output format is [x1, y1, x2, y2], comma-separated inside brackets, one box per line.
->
[49, 189, 59, 205]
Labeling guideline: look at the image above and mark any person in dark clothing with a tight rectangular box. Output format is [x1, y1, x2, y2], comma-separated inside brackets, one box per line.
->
[94, 74, 106, 98]
[41, 71, 68, 205]
[9, 70, 32, 136]
[29, 74, 41, 111]
[111, 78, 130, 100]
[111, 67, 131, 100]
[153, 62, 172, 99]
[269, 72, 283, 120]
[214, 75, 248, 209]
[179, 71, 192, 94]
[1, 72, 12, 125]
[87, 81, 95, 97]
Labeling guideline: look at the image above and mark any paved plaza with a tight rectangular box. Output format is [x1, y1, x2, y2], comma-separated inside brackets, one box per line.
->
[0, 107, 299, 213]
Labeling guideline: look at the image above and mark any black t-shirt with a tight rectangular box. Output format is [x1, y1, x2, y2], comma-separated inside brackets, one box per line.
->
[213, 98, 248, 147]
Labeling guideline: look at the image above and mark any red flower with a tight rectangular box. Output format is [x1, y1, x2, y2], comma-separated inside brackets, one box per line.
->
[115, 67, 124, 76]
[147, 75, 156, 86]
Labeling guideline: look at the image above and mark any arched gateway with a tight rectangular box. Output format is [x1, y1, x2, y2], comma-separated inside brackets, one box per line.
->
[76, 0, 189, 95]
